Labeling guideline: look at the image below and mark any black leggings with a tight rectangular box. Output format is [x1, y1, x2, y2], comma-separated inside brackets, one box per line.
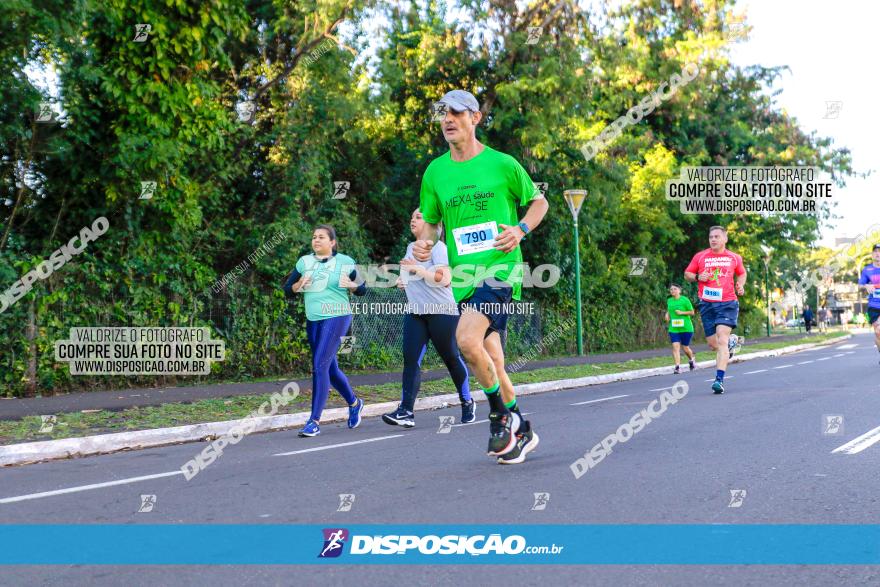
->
[401, 313, 471, 411]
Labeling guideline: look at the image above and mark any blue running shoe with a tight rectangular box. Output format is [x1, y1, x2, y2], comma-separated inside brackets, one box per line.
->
[460, 399, 476, 424]
[298, 419, 320, 437]
[348, 397, 364, 429]
[712, 380, 725, 395]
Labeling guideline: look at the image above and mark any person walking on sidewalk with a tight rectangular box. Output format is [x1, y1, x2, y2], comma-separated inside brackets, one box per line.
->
[684, 225, 747, 395]
[414, 89, 549, 464]
[858, 243, 880, 364]
[382, 208, 475, 428]
[283, 224, 367, 437]
[665, 284, 697, 374]
[803, 304, 815, 334]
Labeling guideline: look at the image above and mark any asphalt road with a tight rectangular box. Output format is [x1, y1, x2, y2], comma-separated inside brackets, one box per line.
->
[1, 333, 879, 586]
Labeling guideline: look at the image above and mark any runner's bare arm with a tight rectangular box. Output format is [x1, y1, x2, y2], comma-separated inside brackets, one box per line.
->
[520, 197, 549, 233]
[684, 270, 712, 281]
[292, 275, 312, 292]
[413, 223, 439, 261]
[495, 198, 550, 252]
[735, 271, 746, 295]
[428, 265, 451, 287]
[399, 258, 448, 286]
[425, 266, 451, 287]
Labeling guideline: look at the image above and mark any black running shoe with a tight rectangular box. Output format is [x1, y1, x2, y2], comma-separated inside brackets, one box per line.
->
[487, 411, 520, 457]
[497, 421, 540, 465]
[689, 359, 696, 371]
[460, 399, 476, 424]
[382, 405, 414, 427]
[673, 365, 681, 375]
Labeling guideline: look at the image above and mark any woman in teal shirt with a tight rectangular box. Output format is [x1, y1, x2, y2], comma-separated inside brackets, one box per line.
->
[283, 224, 366, 437]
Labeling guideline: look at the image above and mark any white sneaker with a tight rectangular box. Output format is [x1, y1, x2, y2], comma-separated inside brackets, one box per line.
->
[728, 334, 740, 358]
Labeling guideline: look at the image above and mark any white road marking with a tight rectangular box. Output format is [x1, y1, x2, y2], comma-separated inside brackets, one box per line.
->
[455, 419, 487, 427]
[797, 361, 815, 365]
[648, 386, 673, 392]
[845, 351, 856, 355]
[744, 369, 767, 374]
[704, 376, 735, 382]
[570, 394, 629, 406]
[773, 364, 793, 370]
[837, 344, 858, 349]
[817, 357, 831, 361]
[0, 471, 183, 505]
[274, 434, 405, 456]
[832, 425, 880, 455]
[832, 353, 845, 358]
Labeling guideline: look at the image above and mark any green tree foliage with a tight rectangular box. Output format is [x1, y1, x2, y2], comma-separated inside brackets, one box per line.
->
[0, 0, 854, 395]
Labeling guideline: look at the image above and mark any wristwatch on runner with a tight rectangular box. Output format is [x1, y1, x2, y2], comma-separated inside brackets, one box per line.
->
[517, 221, 530, 240]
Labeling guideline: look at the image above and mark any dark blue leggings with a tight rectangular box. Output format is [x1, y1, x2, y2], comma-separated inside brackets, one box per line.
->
[401, 313, 470, 411]
[306, 315, 357, 421]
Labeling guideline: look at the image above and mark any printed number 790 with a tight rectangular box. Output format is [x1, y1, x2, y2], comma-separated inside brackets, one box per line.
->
[463, 230, 487, 244]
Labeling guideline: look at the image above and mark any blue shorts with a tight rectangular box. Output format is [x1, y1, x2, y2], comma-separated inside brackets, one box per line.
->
[459, 282, 513, 340]
[699, 300, 739, 337]
[669, 331, 694, 345]
[869, 307, 880, 325]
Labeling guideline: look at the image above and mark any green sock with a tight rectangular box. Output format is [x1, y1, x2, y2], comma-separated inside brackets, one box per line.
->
[482, 381, 505, 412]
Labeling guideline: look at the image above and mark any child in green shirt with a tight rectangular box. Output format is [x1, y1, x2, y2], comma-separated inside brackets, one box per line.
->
[665, 284, 696, 374]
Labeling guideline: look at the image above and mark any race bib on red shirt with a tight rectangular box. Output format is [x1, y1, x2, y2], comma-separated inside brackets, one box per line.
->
[686, 249, 744, 303]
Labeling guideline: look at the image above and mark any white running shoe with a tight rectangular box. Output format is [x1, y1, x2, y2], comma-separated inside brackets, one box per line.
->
[728, 334, 742, 358]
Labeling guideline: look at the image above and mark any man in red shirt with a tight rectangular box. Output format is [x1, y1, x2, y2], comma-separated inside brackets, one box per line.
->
[684, 226, 747, 394]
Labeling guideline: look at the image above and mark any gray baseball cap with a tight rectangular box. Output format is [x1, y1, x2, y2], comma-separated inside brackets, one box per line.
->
[438, 90, 480, 113]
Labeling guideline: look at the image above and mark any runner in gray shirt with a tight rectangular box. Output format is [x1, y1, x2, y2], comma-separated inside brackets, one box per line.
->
[382, 208, 474, 427]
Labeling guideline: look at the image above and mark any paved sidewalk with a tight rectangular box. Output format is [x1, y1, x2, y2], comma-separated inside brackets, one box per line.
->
[0, 333, 818, 420]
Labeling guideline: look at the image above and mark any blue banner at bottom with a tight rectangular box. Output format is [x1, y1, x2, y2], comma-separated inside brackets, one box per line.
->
[1, 525, 878, 565]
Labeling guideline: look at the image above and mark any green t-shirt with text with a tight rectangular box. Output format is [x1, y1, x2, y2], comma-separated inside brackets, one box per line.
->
[419, 146, 538, 302]
[666, 296, 695, 333]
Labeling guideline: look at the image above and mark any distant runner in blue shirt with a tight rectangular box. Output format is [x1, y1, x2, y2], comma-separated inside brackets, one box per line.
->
[858, 244, 880, 363]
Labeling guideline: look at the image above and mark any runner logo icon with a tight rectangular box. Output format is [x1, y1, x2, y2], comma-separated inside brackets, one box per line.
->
[319, 528, 349, 558]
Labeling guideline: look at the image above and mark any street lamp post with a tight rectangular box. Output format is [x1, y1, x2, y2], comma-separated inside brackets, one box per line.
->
[564, 189, 587, 356]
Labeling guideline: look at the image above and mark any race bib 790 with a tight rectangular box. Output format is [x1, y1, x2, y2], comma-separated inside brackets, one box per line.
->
[452, 221, 498, 256]
[671, 319, 685, 328]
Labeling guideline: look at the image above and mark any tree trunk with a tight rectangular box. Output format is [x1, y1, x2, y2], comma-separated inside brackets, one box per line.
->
[26, 298, 37, 397]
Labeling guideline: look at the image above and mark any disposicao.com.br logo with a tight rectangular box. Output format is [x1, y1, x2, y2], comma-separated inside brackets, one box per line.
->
[318, 528, 349, 558]
[319, 529, 564, 558]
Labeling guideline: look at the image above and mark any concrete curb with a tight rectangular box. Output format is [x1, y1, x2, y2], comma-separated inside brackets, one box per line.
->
[0, 334, 851, 467]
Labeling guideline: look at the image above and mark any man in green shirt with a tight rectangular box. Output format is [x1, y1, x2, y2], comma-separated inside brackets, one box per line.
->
[414, 89, 549, 465]
[665, 284, 696, 375]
